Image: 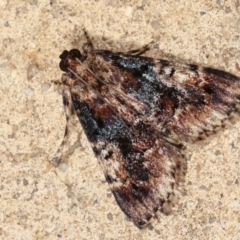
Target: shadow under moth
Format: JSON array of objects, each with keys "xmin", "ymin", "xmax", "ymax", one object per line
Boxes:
[{"xmin": 53, "ymin": 31, "xmax": 240, "ymax": 227}]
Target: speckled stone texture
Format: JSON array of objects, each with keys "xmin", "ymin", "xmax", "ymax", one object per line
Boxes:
[{"xmin": 1, "ymin": 0, "xmax": 240, "ymax": 239}]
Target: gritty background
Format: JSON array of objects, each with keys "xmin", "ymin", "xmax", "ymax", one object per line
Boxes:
[{"xmin": 1, "ymin": 0, "xmax": 240, "ymax": 239}]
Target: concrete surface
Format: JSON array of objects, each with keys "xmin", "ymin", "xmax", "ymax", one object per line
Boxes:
[{"xmin": 1, "ymin": 0, "xmax": 240, "ymax": 239}]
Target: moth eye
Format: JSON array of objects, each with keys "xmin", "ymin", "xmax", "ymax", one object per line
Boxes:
[
  {"xmin": 59, "ymin": 50, "xmax": 69, "ymax": 60},
  {"xmin": 59, "ymin": 60, "xmax": 68, "ymax": 72},
  {"xmin": 69, "ymin": 49, "xmax": 82, "ymax": 59}
]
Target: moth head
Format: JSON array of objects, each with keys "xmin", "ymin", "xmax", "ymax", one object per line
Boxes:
[{"xmin": 59, "ymin": 49, "xmax": 87, "ymax": 72}]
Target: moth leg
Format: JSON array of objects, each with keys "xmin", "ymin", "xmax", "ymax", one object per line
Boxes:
[
  {"xmin": 82, "ymin": 28, "xmax": 94, "ymax": 54},
  {"xmin": 119, "ymin": 41, "xmax": 154, "ymax": 56},
  {"xmin": 52, "ymin": 86, "xmax": 75, "ymax": 166},
  {"xmin": 51, "ymin": 79, "xmax": 62, "ymax": 85}
]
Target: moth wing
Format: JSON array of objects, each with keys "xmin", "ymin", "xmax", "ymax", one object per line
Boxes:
[
  {"xmin": 96, "ymin": 51, "xmax": 240, "ymax": 143},
  {"xmin": 71, "ymin": 90, "xmax": 186, "ymax": 227},
  {"xmin": 109, "ymin": 138, "xmax": 186, "ymax": 227},
  {"xmin": 156, "ymin": 65, "xmax": 240, "ymax": 142},
  {"xmin": 59, "ymin": 47, "xmax": 240, "ymax": 227}
]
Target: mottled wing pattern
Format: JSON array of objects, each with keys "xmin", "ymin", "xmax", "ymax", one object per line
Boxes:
[
  {"xmin": 71, "ymin": 88, "xmax": 186, "ymax": 226},
  {"xmin": 58, "ymin": 42, "xmax": 240, "ymax": 227},
  {"xmin": 96, "ymin": 51, "xmax": 240, "ymax": 143}
]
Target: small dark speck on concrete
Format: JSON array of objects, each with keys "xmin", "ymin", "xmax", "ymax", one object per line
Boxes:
[
  {"xmin": 136, "ymin": 5, "xmax": 144, "ymax": 10},
  {"xmin": 107, "ymin": 212, "xmax": 113, "ymax": 221},
  {"xmin": 13, "ymin": 193, "xmax": 20, "ymax": 199},
  {"xmin": 107, "ymin": 193, "xmax": 112, "ymax": 198},
  {"xmin": 209, "ymin": 216, "xmax": 217, "ymax": 224},
  {"xmin": 4, "ymin": 21, "xmax": 10, "ymax": 27},
  {"xmin": 199, "ymin": 185, "xmax": 208, "ymax": 191},
  {"xmin": 200, "ymin": 12, "xmax": 206, "ymax": 15},
  {"xmin": 225, "ymin": 7, "xmax": 232, "ymax": 13},
  {"xmin": 147, "ymin": 224, "xmax": 154, "ymax": 230},
  {"xmin": 215, "ymin": 150, "xmax": 221, "ymax": 156},
  {"xmin": 23, "ymin": 178, "xmax": 29, "ymax": 186},
  {"xmin": 198, "ymin": 199, "xmax": 204, "ymax": 206},
  {"xmin": 67, "ymin": 191, "xmax": 75, "ymax": 199}
]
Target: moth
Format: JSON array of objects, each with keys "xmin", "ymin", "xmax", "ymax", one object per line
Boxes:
[{"xmin": 54, "ymin": 30, "xmax": 240, "ymax": 227}]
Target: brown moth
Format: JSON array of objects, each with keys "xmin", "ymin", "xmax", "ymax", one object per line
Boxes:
[{"xmin": 54, "ymin": 31, "xmax": 240, "ymax": 227}]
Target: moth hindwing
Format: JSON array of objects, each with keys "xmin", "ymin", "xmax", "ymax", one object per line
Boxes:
[{"xmin": 54, "ymin": 31, "xmax": 240, "ymax": 227}]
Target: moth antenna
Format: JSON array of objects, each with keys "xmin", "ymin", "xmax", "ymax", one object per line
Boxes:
[
  {"xmin": 118, "ymin": 40, "xmax": 154, "ymax": 56},
  {"xmin": 82, "ymin": 28, "xmax": 94, "ymax": 54}
]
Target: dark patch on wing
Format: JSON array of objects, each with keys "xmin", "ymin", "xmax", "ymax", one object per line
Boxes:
[{"xmin": 189, "ymin": 64, "xmax": 198, "ymax": 72}]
